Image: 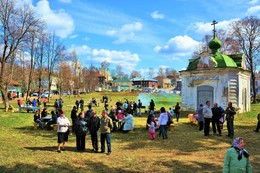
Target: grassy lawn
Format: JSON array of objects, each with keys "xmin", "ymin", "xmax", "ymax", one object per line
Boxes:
[{"xmin": 0, "ymin": 92, "xmax": 259, "ymax": 173}]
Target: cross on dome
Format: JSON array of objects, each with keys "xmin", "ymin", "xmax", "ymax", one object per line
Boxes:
[{"xmin": 211, "ymin": 20, "xmax": 218, "ymax": 38}]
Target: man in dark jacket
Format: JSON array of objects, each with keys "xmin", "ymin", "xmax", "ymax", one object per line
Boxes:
[
  {"xmin": 211, "ymin": 102, "xmax": 222, "ymax": 136},
  {"xmin": 88, "ymin": 110, "xmax": 100, "ymax": 152},
  {"xmin": 138, "ymin": 99, "xmax": 142, "ymax": 117},
  {"xmin": 79, "ymin": 98, "xmax": 84, "ymax": 111},
  {"xmin": 225, "ymin": 102, "xmax": 236, "ymax": 138},
  {"xmin": 71, "ymin": 106, "xmax": 78, "ymax": 133},
  {"xmin": 75, "ymin": 112, "xmax": 87, "ymax": 151},
  {"xmin": 149, "ymin": 99, "xmax": 155, "ymax": 114}
]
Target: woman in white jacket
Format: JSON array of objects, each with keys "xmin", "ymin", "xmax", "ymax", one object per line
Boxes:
[
  {"xmin": 158, "ymin": 107, "xmax": 168, "ymax": 139},
  {"xmin": 57, "ymin": 110, "xmax": 71, "ymax": 152}
]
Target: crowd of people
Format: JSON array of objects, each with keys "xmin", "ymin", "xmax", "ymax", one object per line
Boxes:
[
  {"xmin": 29, "ymin": 95, "xmax": 257, "ymax": 171},
  {"xmin": 198, "ymin": 100, "xmax": 236, "ymax": 138}
]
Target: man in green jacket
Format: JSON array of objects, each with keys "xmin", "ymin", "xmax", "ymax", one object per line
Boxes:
[{"xmin": 100, "ymin": 110, "xmax": 113, "ymax": 155}]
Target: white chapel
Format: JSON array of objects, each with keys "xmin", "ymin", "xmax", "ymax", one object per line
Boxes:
[{"xmin": 180, "ymin": 21, "xmax": 251, "ymax": 113}]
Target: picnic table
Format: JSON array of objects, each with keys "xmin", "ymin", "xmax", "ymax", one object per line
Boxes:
[
  {"xmin": 20, "ymin": 106, "xmax": 40, "ymax": 113},
  {"xmin": 42, "ymin": 116, "xmax": 52, "ymax": 122}
]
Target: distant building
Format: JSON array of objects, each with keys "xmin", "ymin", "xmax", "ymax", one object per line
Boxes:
[
  {"xmin": 131, "ymin": 78, "xmax": 158, "ymax": 88},
  {"xmin": 112, "ymin": 78, "xmax": 132, "ymax": 90},
  {"xmin": 94, "ymin": 73, "xmax": 106, "ymax": 86},
  {"xmin": 154, "ymin": 76, "xmax": 171, "ymax": 88}
]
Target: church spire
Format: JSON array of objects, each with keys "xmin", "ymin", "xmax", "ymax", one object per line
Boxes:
[
  {"xmin": 208, "ymin": 20, "xmax": 222, "ymax": 54},
  {"xmin": 211, "ymin": 20, "xmax": 218, "ymax": 38}
]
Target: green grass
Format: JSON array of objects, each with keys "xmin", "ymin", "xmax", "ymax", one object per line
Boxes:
[{"xmin": 0, "ymin": 92, "xmax": 259, "ymax": 173}]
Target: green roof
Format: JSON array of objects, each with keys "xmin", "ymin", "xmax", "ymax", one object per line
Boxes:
[
  {"xmin": 214, "ymin": 54, "xmax": 238, "ymax": 68},
  {"xmin": 186, "ymin": 53, "xmax": 239, "ymax": 71},
  {"xmin": 229, "ymin": 54, "xmax": 244, "ymax": 67},
  {"xmin": 209, "ymin": 37, "xmax": 222, "ymax": 54},
  {"xmin": 113, "ymin": 78, "xmax": 131, "ymax": 83}
]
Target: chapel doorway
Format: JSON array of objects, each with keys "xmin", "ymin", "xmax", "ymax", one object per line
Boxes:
[{"xmin": 197, "ymin": 86, "xmax": 214, "ymax": 107}]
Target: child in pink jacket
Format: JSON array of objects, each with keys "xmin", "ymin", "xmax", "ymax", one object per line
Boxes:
[{"xmin": 149, "ymin": 122, "xmax": 156, "ymax": 140}]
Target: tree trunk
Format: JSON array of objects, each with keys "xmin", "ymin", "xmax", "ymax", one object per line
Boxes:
[
  {"xmin": 48, "ymin": 73, "xmax": 52, "ymax": 102},
  {"xmin": 26, "ymin": 34, "xmax": 36, "ymax": 101},
  {"xmin": 0, "ymin": 62, "xmax": 9, "ymax": 109},
  {"xmin": 252, "ymin": 73, "xmax": 256, "ymax": 103}
]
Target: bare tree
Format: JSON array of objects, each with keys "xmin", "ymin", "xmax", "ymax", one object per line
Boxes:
[
  {"xmin": 101, "ymin": 60, "xmax": 110, "ymax": 72},
  {"xmin": 147, "ymin": 67, "xmax": 154, "ymax": 79},
  {"xmin": 83, "ymin": 65, "xmax": 99, "ymax": 92},
  {"xmin": 130, "ymin": 70, "xmax": 140, "ymax": 79},
  {"xmin": 116, "ymin": 64, "xmax": 124, "ymax": 79},
  {"xmin": 0, "ymin": 0, "xmax": 41, "ymax": 108},
  {"xmin": 25, "ymin": 28, "xmax": 45, "ymax": 101},
  {"xmin": 157, "ymin": 67, "xmax": 165, "ymax": 88},
  {"xmin": 34, "ymin": 30, "xmax": 48, "ymax": 98},
  {"xmin": 46, "ymin": 33, "xmax": 65, "ymax": 101},
  {"xmin": 59, "ymin": 61, "xmax": 74, "ymax": 95},
  {"xmin": 192, "ymin": 30, "xmax": 239, "ymax": 58},
  {"xmin": 231, "ymin": 16, "xmax": 260, "ymax": 103}
]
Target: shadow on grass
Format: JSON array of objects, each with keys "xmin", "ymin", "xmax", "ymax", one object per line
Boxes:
[
  {"xmin": 0, "ymin": 160, "xmax": 141, "ymax": 173},
  {"xmin": 14, "ymin": 126, "xmax": 58, "ymax": 138},
  {"xmin": 162, "ymin": 160, "xmax": 223, "ymax": 173},
  {"xmin": 24, "ymin": 146, "xmax": 93, "ymax": 153}
]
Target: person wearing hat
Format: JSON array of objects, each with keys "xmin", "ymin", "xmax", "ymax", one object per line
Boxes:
[{"xmin": 223, "ymin": 137, "xmax": 252, "ymax": 172}]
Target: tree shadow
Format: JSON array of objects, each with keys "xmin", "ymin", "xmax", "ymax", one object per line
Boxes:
[
  {"xmin": 14, "ymin": 126, "xmax": 58, "ymax": 139},
  {"xmin": 162, "ymin": 159, "xmax": 223, "ymax": 173},
  {"xmin": 0, "ymin": 160, "xmax": 142, "ymax": 173},
  {"xmin": 24, "ymin": 146, "xmax": 93, "ymax": 153}
]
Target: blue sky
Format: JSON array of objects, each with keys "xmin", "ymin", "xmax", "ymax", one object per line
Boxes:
[{"xmin": 23, "ymin": 0, "xmax": 260, "ymax": 76}]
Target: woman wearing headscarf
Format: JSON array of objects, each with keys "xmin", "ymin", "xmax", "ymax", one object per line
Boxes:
[{"xmin": 223, "ymin": 137, "xmax": 252, "ymax": 173}]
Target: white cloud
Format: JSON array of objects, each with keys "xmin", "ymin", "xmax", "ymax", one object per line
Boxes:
[
  {"xmin": 91, "ymin": 49, "xmax": 140, "ymax": 71},
  {"xmin": 58, "ymin": 0, "xmax": 71, "ymax": 3},
  {"xmin": 151, "ymin": 11, "xmax": 165, "ymax": 20},
  {"xmin": 68, "ymin": 45, "xmax": 91, "ymax": 56},
  {"xmin": 35, "ymin": 0, "xmax": 74, "ymax": 38},
  {"xmin": 246, "ymin": 6, "xmax": 260, "ymax": 15},
  {"xmin": 69, "ymin": 34, "xmax": 78, "ymax": 39},
  {"xmin": 106, "ymin": 22, "xmax": 143, "ymax": 44},
  {"xmin": 154, "ymin": 35, "xmax": 201, "ymax": 57},
  {"xmin": 191, "ymin": 19, "xmax": 238, "ymax": 35},
  {"xmin": 83, "ymin": 37, "xmax": 90, "ymax": 41},
  {"xmin": 249, "ymin": 0, "xmax": 259, "ymax": 4}
]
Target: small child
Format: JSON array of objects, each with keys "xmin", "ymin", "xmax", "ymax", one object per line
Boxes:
[
  {"xmin": 149, "ymin": 122, "xmax": 156, "ymax": 140},
  {"xmin": 117, "ymin": 110, "xmax": 124, "ymax": 130}
]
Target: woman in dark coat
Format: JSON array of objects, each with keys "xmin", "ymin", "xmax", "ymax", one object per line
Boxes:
[{"xmin": 75, "ymin": 112, "xmax": 88, "ymax": 151}]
